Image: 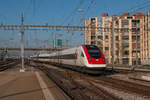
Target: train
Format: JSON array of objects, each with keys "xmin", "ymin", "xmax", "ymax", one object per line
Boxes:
[{"xmin": 31, "ymin": 45, "xmax": 106, "ymax": 73}]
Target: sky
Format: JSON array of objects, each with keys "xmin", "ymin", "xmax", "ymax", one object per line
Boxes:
[{"xmin": 0, "ymin": 0, "xmax": 150, "ymax": 47}]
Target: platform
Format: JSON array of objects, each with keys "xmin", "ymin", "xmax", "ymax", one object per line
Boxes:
[{"xmin": 0, "ymin": 69, "xmax": 70, "ymax": 100}]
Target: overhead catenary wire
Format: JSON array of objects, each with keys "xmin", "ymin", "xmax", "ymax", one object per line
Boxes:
[
  {"xmin": 60, "ymin": 0, "xmax": 85, "ymax": 25},
  {"xmin": 117, "ymin": 0, "xmax": 150, "ymax": 15},
  {"xmin": 59, "ymin": 0, "xmax": 86, "ymax": 46}
]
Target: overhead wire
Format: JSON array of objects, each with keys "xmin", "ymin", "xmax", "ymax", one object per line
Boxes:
[
  {"xmin": 80, "ymin": 0, "xmax": 96, "ymax": 24},
  {"xmin": 60, "ymin": 0, "xmax": 86, "ymax": 46},
  {"xmin": 129, "ymin": 3, "xmax": 150, "ymax": 14},
  {"xmin": 117, "ymin": 0, "xmax": 150, "ymax": 15},
  {"xmin": 60, "ymin": 0, "xmax": 85, "ymax": 25}
]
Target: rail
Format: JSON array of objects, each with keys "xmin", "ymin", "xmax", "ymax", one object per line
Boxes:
[
  {"xmin": 88, "ymin": 76, "xmax": 150, "ymax": 98},
  {"xmin": 0, "ymin": 60, "xmax": 19, "ymax": 71},
  {"xmin": 29, "ymin": 61, "xmax": 122, "ymax": 100}
]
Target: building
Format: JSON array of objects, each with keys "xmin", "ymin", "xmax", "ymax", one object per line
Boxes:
[
  {"xmin": 85, "ymin": 17, "xmax": 99, "ymax": 46},
  {"xmin": 140, "ymin": 12, "xmax": 150, "ymax": 65},
  {"xmin": 85, "ymin": 12, "xmax": 143, "ymax": 65}
]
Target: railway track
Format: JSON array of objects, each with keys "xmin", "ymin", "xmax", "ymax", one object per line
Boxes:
[
  {"xmin": 68, "ymin": 70, "xmax": 150, "ymax": 98},
  {"xmin": 0, "ymin": 59, "xmax": 20, "ymax": 71},
  {"xmin": 0, "ymin": 60, "xmax": 13, "ymax": 66},
  {"xmin": 107, "ymin": 67, "xmax": 150, "ymax": 73},
  {"xmin": 29, "ymin": 61, "xmax": 150, "ymax": 100},
  {"xmin": 29, "ymin": 61, "xmax": 122, "ymax": 100},
  {"xmin": 83, "ymin": 75, "xmax": 150, "ymax": 98}
]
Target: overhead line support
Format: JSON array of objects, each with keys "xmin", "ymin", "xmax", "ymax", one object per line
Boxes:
[{"xmin": 20, "ymin": 12, "xmax": 25, "ymax": 72}]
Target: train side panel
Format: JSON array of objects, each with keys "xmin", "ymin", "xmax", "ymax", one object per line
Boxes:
[{"xmin": 33, "ymin": 45, "xmax": 106, "ymax": 72}]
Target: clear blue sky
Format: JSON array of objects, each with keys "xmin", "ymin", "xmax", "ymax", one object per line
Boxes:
[{"xmin": 0, "ymin": 0, "xmax": 149, "ymax": 47}]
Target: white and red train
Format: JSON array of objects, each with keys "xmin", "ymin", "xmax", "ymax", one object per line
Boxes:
[{"xmin": 32, "ymin": 45, "xmax": 106, "ymax": 73}]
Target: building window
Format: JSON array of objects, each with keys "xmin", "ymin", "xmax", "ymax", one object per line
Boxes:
[
  {"xmin": 123, "ymin": 43, "xmax": 129, "ymax": 47},
  {"xmin": 105, "ymin": 35, "xmax": 108, "ymax": 39},
  {"xmin": 97, "ymin": 41, "xmax": 101, "ymax": 45},
  {"xmin": 116, "ymin": 51, "xmax": 119, "ymax": 55},
  {"xmin": 122, "ymin": 36, "xmax": 129, "ymax": 40},
  {"xmin": 97, "ymin": 35, "xmax": 102, "ymax": 39},
  {"xmin": 132, "ymin": 43, "xmax": 140, "ymax": 49},
  {"xmin": 132, "ymin": 36, "xmax": 140, "ymax": 41},
  {"xmin": 91, "ymin": 30, "xmax": 96, "ymax": 34},
  {"xmin": 91, "ymin": 41, "xmax": 96, "ymax": 45},
  {"xmin": 122, "ymin": 58, "xmax": 129, "ymax": 64},
  {"xmin": 132, "ymin": 28, "xmax": 140, "ymax": 32},
  {"xmin": 122, "ymin": 20, "xmax": 129, "ymax": 26},
  {"xmin": 124, "ymin": 51, "xmax": 129, "ymax": 55},
  {"xmin": 132, "ymin": 51, "xmax": 140, "ymax": 57},
  {"xmin": 115, "ymin": 20, "xmax": 119, "ymax": 25},
  {"xmin": 132, "ymin": 20, "xmax": 140, "ymax": 27},
  {"xmin": 91, "ymin": 36, "xmax": 96, "ymax": 40},
  {"xmin": 121, "ymin": 28, "xmax": 129, "ymax": 33},
  {"xmin": 127, "ymin": 16, "xmax": 132, "ymax": 19},
  {"xmin": 91, "ymin": 18, "xmax": 96, "ymax": 23},
  {"xmin": 105, "ymin": 47, "xmax": 109, "ymax": 50},
  {"xmin": 116, "ymin": 43, "xmax": 119, "ymax": 47},
  {"xmin": 115, "ymin": 36, "xmax": 119, "ymax": 41},
  {"xmin": 114, "ymin": 29, "xmax": 119, "ymax": 33}
]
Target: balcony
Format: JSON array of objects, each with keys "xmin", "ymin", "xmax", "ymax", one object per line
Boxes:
[
  {"xmin": 91, "ymin": 36, "xmax": 96, "ymax": 39},
  {"xmin": 121, "ymin": 20, "xmax": 129, "ymax": 27},
  {"xmin": 132, "ymin": 20, "xmax": 140, "ymax": 28},
  {"xmin": 132, "ymin": 43, "xmax": 140, "ymax": 49},
  {"xmin": 91, "ymin": 41, "xmax": 96, "ymax": 45}
]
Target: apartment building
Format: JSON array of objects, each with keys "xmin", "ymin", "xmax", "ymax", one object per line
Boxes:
[
  {"xmin": 85, "ymin": 12, "xmax": 143, "ymax": 65},
  {"xmin": 84, "ymin": 15, "xmax": 110, "ymax": 62},
  {"xmin": 85, "ymin": 17, "xmax": 99, "ymax": 45},
  {"xmin": 140, "ymin": 12, "xmax": 150, "ymax": 65}
]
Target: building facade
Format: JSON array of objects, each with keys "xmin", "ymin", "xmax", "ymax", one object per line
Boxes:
[
  {"xmin": 140, "ymin": 12, "xmax": 150, "ymax": 65},
  {"xmin": 85, "ymin": 12, "xmax": 143, "ymax": 65},
  {"xmin": 85, "ymin": 17, "xmax": 99, "ymax": 46}
]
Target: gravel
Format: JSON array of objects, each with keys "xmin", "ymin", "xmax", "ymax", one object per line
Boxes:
[{"xmin": 93, "ymin": 82, "xmax": 150, "ymax": 100}]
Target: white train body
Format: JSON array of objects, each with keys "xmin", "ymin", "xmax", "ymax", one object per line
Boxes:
[{"xmin": 34, "ymin": 45, "xmax": 106, "ymax": 71}]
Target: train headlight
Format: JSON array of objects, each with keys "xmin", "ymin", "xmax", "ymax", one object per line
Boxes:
[
  {"xmin": 89, "ymin": 58, "xmax": 92, "ymax": 62},
  {"xmin": 102, "ymin": 58, "xmax": 105, "ymax": 62}
]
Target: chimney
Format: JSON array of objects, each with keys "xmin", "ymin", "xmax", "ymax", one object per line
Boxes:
[
  {"xmin": 102, "ymin": 13, "xmax": 108, "ymax": 17},
  {"xmin": 133, "ymin": 12, "xmax": 143, "ymax": 19},
  {"xmin": 123, "ymin": 12, "xmax": 130, "ymax": 16}
]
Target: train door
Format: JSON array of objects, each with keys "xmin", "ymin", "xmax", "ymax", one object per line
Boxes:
[
  {"xmin": 78, "ymin": 47, "xmax": 85, "ymax": 66},
  {"xmin": 80, "ymin": 50, "xmax": 85, "ymax": 66},
  {"xmin": 74, "ymin": 49, "xmax": 78, "ymax": 65}
]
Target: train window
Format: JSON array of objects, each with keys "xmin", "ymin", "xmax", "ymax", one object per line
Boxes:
[
  {"xmin": 85, "ymin": 45, "xmax": 101, "ymax": 59},
  {"xmin": 81, "ymin": 52, "xmax": 84, "ymax": 57}
]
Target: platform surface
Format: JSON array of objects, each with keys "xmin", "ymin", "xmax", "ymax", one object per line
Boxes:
[{"xmin": 0, "ymin": 68, "xmax": 70, "ymax": 100}]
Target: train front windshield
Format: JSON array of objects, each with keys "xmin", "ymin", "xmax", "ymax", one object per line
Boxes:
[{"xmin": 85, "ymin": 45, "xmax": 101, "ymax": 59}]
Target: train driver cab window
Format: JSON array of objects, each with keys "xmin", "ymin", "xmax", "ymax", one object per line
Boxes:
[
  {"xmin": 81, "ymin": 52, "xmax": 84, "ymax": 57},
  {"xmin": 85, "ymin": 45, "xmax": 101, "ymax": 59}
]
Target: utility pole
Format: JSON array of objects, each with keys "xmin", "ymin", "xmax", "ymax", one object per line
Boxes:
[
  {"xmin": 20, "ymin": 12, "xmax": 25, "ymax": 72},
  {"xmin": 111, "ymin": 16, "xmax": 114, "ymax": 70},
  {"xmin": 135, "ymin": 27, "xmax": 138, "ymax": 68}
]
